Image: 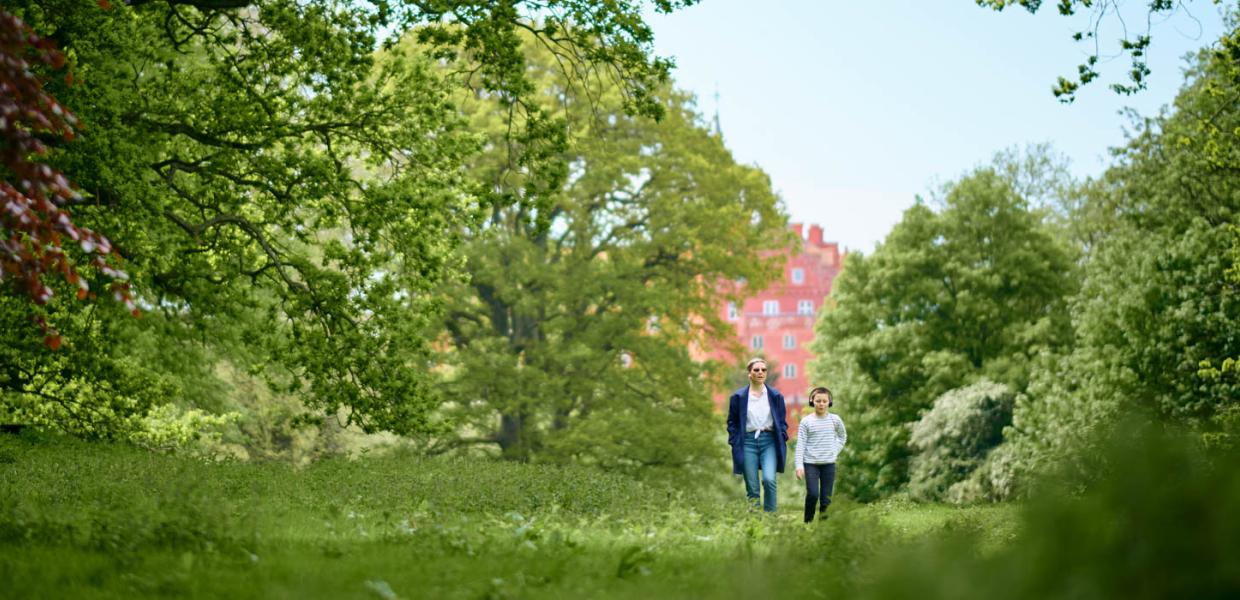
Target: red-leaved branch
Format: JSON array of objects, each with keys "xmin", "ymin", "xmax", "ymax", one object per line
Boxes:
[{"xmin": 1, "ymin": 10, "xmax": 135, "ymax": 348}]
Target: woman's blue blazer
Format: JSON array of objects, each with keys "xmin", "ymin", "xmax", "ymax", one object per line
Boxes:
[{"xmin": 726, "ymin": 384, "xmax": 789, "ymax": 475}]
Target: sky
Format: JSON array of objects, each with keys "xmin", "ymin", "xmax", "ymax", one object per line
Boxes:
[{"xmin": 646, "ymin": 0, "xmax": 1230, "ymax": 253}]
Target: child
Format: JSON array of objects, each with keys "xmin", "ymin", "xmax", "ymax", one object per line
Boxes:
[{"xmin": 795, "ymin": 386, "xmax": 847, "ymax": 523}]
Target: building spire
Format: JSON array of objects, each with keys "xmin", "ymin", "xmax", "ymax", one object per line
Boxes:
[{"xmin": 712, "ymin": 84, "xmax": 722, "ymax": 137}]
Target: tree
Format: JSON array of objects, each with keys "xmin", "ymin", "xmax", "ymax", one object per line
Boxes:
[
  {"xmin": 1, "ymin": 0, "xmax": 697, "ymax": 438},
  {"xmin": 427, "ymin": 40, "xmax": 789, "ymax": 470},
  {"xmin": 0, "ymin": 11, "xmax": 132, "ymax": 346},
  {"xmin": 1198, "ymin": 225, "xmax": 1240, "ymax": 395},
  {"xmin": 974, "ymin": 0, "xmax": 1236, "ymax": 101},
  {"xmin": 808, "ymin": 167, "xmax": 1076, "ymax": 500},
  {"xmin": 993, "ymin": 29, "xmax": 1240, "ymax": 489}
]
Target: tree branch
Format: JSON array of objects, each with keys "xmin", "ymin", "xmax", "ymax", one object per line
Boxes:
[{"xmin": 128, "ymin": 0, "xmax": 254, "ymax": 8}]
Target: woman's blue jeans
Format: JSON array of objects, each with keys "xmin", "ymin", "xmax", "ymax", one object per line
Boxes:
[{"xmin": 742, "ymin": 430, "xmax": 778, "ymax": 512}]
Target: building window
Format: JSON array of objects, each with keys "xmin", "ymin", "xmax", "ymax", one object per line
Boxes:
[
  {"xmin": 784, "ymin": 363, "xmax": 797, "ymax": 379},
  {"xmin": 791, "ymin": 268, "xmax": 804, "ymax": 284},
  {"xmin": 783, "ymin": 334, "xmax": 795, "ymax": 349},
  {"xmin": 797, "ymin": 300, "xmax": 814, "ymax": 315},
  {"xmin": 762, "ymin": 300, "xmax": 779, "ymax": 315},
  {"xmin": 727, "ymin": 302, "xmax": 738, "ymax": 320},
  {"xmin": 751, "ymin": 336, "xmax": 763, "ymax": 350}
]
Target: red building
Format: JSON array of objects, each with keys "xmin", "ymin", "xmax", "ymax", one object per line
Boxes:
[{"xmin": 709, "ymin": 223, "xmax": 843, "ymax": 423}]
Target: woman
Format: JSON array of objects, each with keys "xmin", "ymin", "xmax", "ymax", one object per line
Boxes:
[{"xmin": 726, "ymin": 357, "xmax": 789, "ymax": 512}]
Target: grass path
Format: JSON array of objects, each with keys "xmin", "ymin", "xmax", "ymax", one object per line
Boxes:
[{"xmin": 0, "ymin": 434, "xmax": 1019, "ymax": 599}]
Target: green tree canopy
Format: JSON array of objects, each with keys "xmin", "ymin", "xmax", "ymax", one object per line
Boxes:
[
  {"xmin": 0, "ymin": 0, "xmax": 695, "ymax": 439},
  {"xmin": 426, "ymin": 39, "xmax": 789, "ymax": 471},
  {"xmin": 994, "ymin": 27, "xmax": 1240, "ymax": 489},
  {"xmin": 809, "ymin": 165, "xmax": 1076, "ymax": 500}
]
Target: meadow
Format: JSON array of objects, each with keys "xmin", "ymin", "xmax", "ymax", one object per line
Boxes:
[
  {"xmin": 5, "ymin": 425, "xmax": 1234, "ymax": 600},
  {"xmin": 0, "ymin": 431, "xmax": 1020, "ymax": 600}
]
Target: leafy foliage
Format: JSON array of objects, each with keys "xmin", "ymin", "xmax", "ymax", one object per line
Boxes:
[
  {"xmin": 809, "ymin": 166, "xmax": 1076, "ymax": 500},
  {"xmin": 1, "ymin": 0, "xmax": 695, "ymax": 440},
  {"xmin": 907, "ymin": 381, "xmax": 1014, "ymax": 503},
  {"xmin": 1198, "ymin": 224, "xmax": 1240, "ymax": 401},
  {"xmin": 974, "ymin": 0, "xmax": 1234, "ymax": 101},
  {"xmin": 0, "ymin": 10, "xmax": 132, "ymax": 346},
  {"xmin": 426, "ymin": 39, "xmax": 788, "ymax": 470},
  {"xmin": 993, "ymin": 26, "xmax": 1240, "ymax": 491},
  {"xmin": 3, "ymin": 0, "xmax": 472, "ymax": 437},
  {"xmin": 863, "ymin": 422, "xmax": 1240, "ymax": 600}
]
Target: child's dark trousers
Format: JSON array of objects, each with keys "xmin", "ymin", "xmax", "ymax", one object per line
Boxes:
[{"xmin": 803, "ymin": 463, "xmax": 836, "ymax": 522}]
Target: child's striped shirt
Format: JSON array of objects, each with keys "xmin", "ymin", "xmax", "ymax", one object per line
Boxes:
[{"xmin": 795, "ymin": 413, "xmax": 847, "ymax": 468}]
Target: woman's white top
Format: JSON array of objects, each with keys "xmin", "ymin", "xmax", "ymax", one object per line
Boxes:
[
  {"xmin": 746, "ymin": 385, "xmax": 773, "ymax": 437},
  {"xmin": 795, "ymin": 412, "xmax": 847, "ymax": 467}
]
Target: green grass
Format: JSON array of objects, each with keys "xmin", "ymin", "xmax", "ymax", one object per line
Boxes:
[
  {"xmin": 5, "ymin": 427, "xmax": 1237, "ymax": 599},
  {"xmin": 0, "ymin": 432, "xmax": 1017, "ymax": 599},
  {"xmin": 866, "ymin": 496, "xmax": 1020, "ymax": 552}
]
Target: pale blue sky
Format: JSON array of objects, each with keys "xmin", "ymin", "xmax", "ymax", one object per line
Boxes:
[{"xmin": 647, "ymin": 0, "xmax": 1229, "ymax": 252}]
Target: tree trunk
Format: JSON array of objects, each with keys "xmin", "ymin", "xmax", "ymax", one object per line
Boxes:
[{"xmin": 497, "ymin": 411, "xmax": 529, "ymax": 460}]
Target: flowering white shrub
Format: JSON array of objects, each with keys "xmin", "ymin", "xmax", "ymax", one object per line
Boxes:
[{"xmin": 908, "ymin": 381, "xmax": 1014, "ymax": 502}]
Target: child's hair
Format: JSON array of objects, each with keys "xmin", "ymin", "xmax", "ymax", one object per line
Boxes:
[{"xmin": 809, "ymin": 386, "xmax": 833, "ymax": 407}]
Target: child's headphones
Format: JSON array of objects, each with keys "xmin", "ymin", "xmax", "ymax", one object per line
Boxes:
[{"xmin": 809, "ymin": 386, "xmax": 833, "ymax": 407}]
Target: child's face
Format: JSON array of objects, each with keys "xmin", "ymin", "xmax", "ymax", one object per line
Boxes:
[{"xmin": 811, "ymin": 393, "xmax": 830, "ymax": 414}]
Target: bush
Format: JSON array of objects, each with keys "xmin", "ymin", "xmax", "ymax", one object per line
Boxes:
[
  {"xmin": 907, "ymin": 381, "xmax": 1014, "ymax": 502},
  {"xmin": 862, "ymin": 420, "xmax": 1240, "ymax": 600}
]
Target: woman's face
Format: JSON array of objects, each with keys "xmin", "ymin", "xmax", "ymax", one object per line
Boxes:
[
  {"xmin": 811, "ymin": 393, "xmax": 830, "ymax": 414},
  {"xmin": 748, "ymin": 362, "xmax": 767, "ymax": 386}
]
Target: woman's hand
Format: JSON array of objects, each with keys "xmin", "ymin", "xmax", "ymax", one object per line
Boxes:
[{"xmin": 795, "ymin": 468, "xmax": 804, "ymax": 480}]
